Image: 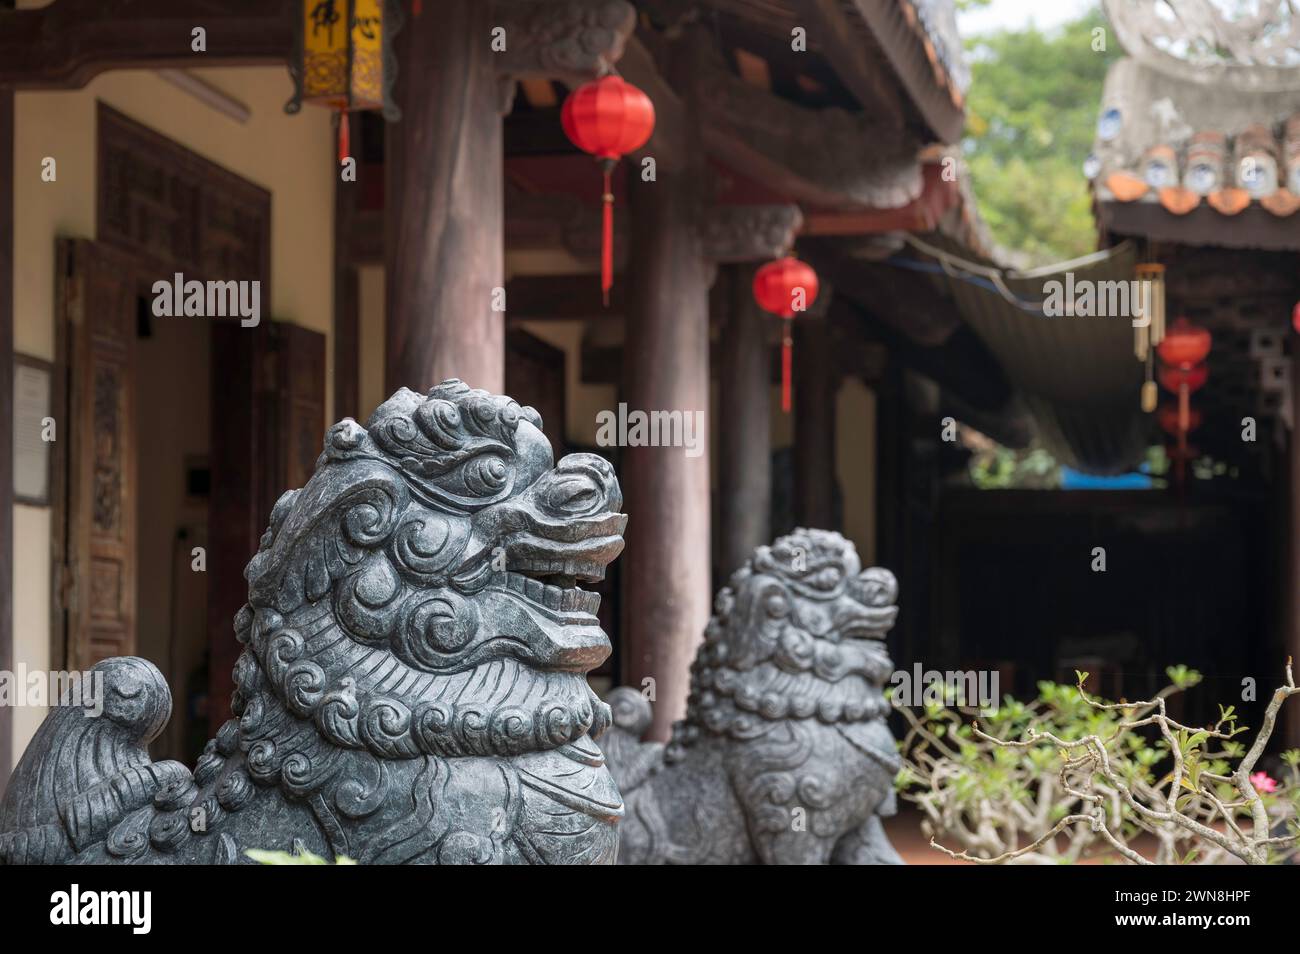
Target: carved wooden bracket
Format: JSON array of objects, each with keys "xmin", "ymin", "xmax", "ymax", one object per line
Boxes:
[
  {"xmin": 492, "ymin": 0, "xmax": 637, "ymax": 83},
  {"xmin": 699, "ymin": 204, "xmax": 805, "ymax": 263}
]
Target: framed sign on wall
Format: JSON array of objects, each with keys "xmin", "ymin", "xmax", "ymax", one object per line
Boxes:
[{"xmin": 13, "ymin": 353, "xmax": 53, "ymax": 507}]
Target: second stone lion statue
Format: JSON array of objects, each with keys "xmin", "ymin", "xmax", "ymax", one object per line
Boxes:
[{"xmin": 600, "ymin": 528, "xmax": 905, "ymax": 864}]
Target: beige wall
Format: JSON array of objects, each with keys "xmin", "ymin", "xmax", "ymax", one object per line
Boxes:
[{"xmin": 10, "ymin": 66, "xmax": 334, "ymax": 765}]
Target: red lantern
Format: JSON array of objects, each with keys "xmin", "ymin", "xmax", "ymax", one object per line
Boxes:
[
  {"xmin": 753, "ymin": 257, "xmax": 819, "ymax": 412},
  {"xmin": 1157, "ymin": 317, "xmax": 1211, "ymax": 368},
  {"xmin": 1157, "ymin": 404, "xmax": 1201, "ymax": 435},
  {"xmin": 561, "ymin": 75, "xmax": 656, "ymax": 305},
  {"xmin": 1156, "ymin": 319, "xmax": 1211, "ymax": 491},
  {"xmin": 1292, "ymin": 301, "xmax": 1300, "ymax": 334},
  {"xmin": 1158, "ymin": 364, "xmax": 1208, "ymax": 393}
]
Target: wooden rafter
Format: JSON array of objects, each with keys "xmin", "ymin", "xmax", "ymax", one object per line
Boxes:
[
  {"xmin": 683, "ymin": 25, "xmax": 923, "ymax": 209},
  {"xmin": 789, "ymin": 0, "xmax": 909, "ymax": 128}
]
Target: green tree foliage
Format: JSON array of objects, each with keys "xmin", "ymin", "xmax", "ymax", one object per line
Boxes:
[{"xmin": 963, "ymin": 5, "xmax": 1120, "ymax": 263}]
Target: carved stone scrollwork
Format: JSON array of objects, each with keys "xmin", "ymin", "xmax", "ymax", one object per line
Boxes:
[
  {"xmin": 492, "ymin": 0, "xmax": 637, "ymax": 82},
  {"xmin": 0, "ymin": 382, "xmax": 630, "ymax": 865}
]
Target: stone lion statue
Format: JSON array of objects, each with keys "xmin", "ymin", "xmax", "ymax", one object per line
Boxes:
[
  {"xmin": 600, "ymin": 529, "xmax": 904, "ymax": 864},
  {"xmin": 0, "ymin": 381, "xmax": 627, "ymax": 865}
]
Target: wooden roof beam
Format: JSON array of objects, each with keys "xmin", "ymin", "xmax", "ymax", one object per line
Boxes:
[
  {"xmin": 0, "ymin": 0, "xmax": 294, "ymax": 90},
  {"xmin": 505, "ymin": 274, "xmax": 624, "ymax": 320},
  {"xmin": 502, "ymin": 188, "xmax": 803, "ymax": 265}
]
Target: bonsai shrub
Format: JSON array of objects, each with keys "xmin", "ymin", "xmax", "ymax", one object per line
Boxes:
[{"xmin": 894, "ymin": 662, "xmax": 1300, "ymax": 864}]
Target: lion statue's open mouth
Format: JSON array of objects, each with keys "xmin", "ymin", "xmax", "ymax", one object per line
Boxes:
[{"xmin": 0, "ymin": 380, "xmax": 628, "ymax": 865}]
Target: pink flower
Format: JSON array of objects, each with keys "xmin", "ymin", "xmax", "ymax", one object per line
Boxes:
[{"xmin": 1250, "ymin": 772, "xmax": 1278, "ymax": 794}]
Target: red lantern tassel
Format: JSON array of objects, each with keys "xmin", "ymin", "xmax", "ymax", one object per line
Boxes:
[
  {"xmin": 601, "ymin": 161, "xmax": 615, "ymax": 307},
  {"xmin": 781, "ymin": 319, "xmax": 793, "ymax": 413},
  {"xmin": 337, "ymin": 109, "xmax": 350, "ymax": 164}
]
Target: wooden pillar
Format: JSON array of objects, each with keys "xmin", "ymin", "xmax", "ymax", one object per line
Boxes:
[
  {"xmin": 384, "ymin": 0, "xmax": 503, "ymax": 395},
  {"xmin": 0, "ymin": 87, "xmax": 12, "ymax": 791},
  {"xmin": 717, "ymin": 263, "xmax": 770, "ymax": 578},
  {"xmin": 620, "ymin": 166, "xmax": 712, "ymax": 741},
  {"xmin": 793, "ymin": 316, "xmax": 839, "ymax": 529}
]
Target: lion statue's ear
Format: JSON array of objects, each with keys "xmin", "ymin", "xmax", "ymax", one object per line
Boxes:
[{"xmin": 245, "ymin": 457, "xmax": 410, "ymax": 616}]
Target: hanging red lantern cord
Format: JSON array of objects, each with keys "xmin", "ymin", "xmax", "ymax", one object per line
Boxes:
[
  {"xmin": 753, "ymin": 256, "xmax": 820, "ymax": 412},
  {"xmin": 1157, "ymin": 317, "xmax": 1212, "ymax": 487},
  {"xmin": 561, "ymin": 74, "xmax": 656, "ymax": 305},
  {"xmin": 336, "ymin": 108, "xmax": 350, "ymax": 165}
]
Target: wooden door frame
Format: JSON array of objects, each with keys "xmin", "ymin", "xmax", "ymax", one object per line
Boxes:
[
  {"xmin": 51, "ymin": 238, "xmax": 142, "ymax": 674},
  {"xmin": 49, "ymin": 102, "xmax": 272, "ymax": 691}
]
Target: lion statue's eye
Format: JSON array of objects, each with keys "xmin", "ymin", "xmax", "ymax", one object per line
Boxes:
[
  {"xmin": 813, "ymin": 566, "xmax": 843, "ymax": 589},
  {"xmin": 458, "ymin": 454, "xmax": 509, "ymax": 496}
]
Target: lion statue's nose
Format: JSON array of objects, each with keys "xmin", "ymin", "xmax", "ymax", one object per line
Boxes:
[{"xmin": 538, "ymin": 453, "xmax": 623, "ymax": 517}]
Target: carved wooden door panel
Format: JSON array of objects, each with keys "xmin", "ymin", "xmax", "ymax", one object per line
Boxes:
[{"xmin": 55, "ymin": 238, "xmax": 139, "ymax": 672}]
